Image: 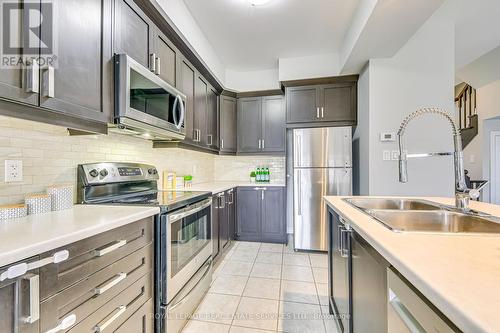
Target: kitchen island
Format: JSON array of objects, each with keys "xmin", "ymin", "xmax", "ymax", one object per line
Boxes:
[{"xmin": 325, "ymin": 196, "xmax": 500, "ymax": 333}]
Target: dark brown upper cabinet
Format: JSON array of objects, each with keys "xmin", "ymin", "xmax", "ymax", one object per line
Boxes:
[
  {"xmin": 286, "ymin": 80, "xmax": 357, "ymax": 127},
  {"xmin": 178, "ymin": 56, "xmax": 196, "ymax": 143},
  {"xmin": 152, "ymin": 28, "xmax": 178, "ymax": 87},
  {"xmin": 237, "ymin": 95, "xmax": 285, "ymax": 155},
  {"xmin": 207, "ymin": 86, "xmax": 219, "ymax": 150},
  {"xmin": 194, "ymin": 74, "xmax": 208, "ymax": 147},
  {"xmin": 219, "ymin": 96, "xmax": 237, "ymax": 154}
]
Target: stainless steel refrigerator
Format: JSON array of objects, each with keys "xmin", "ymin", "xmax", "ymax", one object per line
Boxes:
[{"xmin": 292, "ymin": 127, "xmax": 352, "ymax": 251}]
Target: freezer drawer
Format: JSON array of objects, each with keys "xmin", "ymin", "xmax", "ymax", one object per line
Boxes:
[
  {"xmin": 293, "ymin": 127, "xmax": 352, "ymax": 168},
  {"xmin": 294, "ymin": 167, "xmax": 352, "ymax": 251}
]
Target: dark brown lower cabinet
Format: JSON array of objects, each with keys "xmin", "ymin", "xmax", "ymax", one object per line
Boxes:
[
  {"xmin": 236, "ymin": 187, "xmax": 286, "ymax": 243},
  {"xmin": 212, "ymin": 189, "xmax": 237, "ymax": 262}
]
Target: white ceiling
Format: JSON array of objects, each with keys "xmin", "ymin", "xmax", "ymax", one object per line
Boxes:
[{"xmin": 182, "ymin": 0, "xmax": 360, "ymax": 71}]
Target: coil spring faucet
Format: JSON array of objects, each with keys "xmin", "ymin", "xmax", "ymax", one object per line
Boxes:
[{"xmin": 397, "ymin": 107, "xmax": 486, "ymax": 211}]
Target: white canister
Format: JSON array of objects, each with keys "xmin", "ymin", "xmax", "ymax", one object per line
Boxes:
[
  {"xmin": 25, "ymin": 193, "xmax": 52, "ymax": 215},
  {"xmin": 0, "ymin": 204, "xmax": 27, "ymax": 220},
  {"xmin": 47, "ymin": 184, "xmax": 74, "ymax": 211}
]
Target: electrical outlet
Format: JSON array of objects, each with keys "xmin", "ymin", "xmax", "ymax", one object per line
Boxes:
[
  {"xmin": 391, "ymin": 151, "xmax": 400, "ymax": 160},
  {"xmin": 5, "ymin": 160, "xmax": 23, "ymax": 182}
]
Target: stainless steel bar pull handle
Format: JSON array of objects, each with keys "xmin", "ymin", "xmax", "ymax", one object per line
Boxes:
[
  {"xmin": 0, "ymin": 250, "xmax": 69, "ymax": 281},
  {"xmin": 46, "ymin": 314, "xmax": 77, "ymax": 333},
  {"xmin": 25, "ymin": 61, "xmax": 39, "ymax": 93},
  {"xmin": 262, "ymin": 139, "xmax": 265, "ymax": 149},
  {"xmin": 94, "ymin": 273, "xmax": 127, "ymax": 295},
  {"xmin": 93, "ymin": 240, "xmax": 127, "ymax": 257},
  {"xmin": 43, "ymin": 66, "xmax": 55, "ymax": 98},
  {"xmin": 208, "ymin": 134, "xmax": 213, "ymax": 146},
  {"xmin": 94, "ymin": 305, "xmax": 126, "ymax": 332},
  {"xmin": 149, "ymin": 53, "xmax": 156, "ymax": 72},
  {"xmin": 389, "ymin": 296, "xmax": 426, "ymax": 333},
  {"xmin": 22, "ymin": 274, "xmax": 39, "ymax": 324},
  {"xmin": 316, "ymin": 107, "xmax": 320, "ymax": 118},
  {"xmin": 221, "ymin": 138, "xmax": 224, "ymax": 149},
  {"xmin": 258, "ymin": 139, "xmax": 261, "ymax": 149},
  {"xmin": 155, "ymin": 56, "xmax": 161, "ymax": 75},
  {"xmin": 321, "ymin": 107, "xmax": 324, "ymax": 118}
]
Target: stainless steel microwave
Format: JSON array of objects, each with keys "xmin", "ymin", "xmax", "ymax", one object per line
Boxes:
[{"xmin": 114, "ymin": 54, "xmax": 186, "ymax": 141}]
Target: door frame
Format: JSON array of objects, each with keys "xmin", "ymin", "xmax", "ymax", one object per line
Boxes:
[{"xmin": 490, "ymin": 131, "xmax": 500, "ymax": 204}]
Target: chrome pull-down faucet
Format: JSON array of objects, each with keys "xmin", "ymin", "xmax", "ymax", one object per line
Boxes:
[{"xmin": 397, "ymin": 107, "xmax": 486, "ymax": 211}]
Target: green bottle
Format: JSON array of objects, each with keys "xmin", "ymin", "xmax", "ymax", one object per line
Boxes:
[
  {"xmin": 256, "ymin": 167, "xmax": 261, "ymax": 182},
  {"xmin": 266, "ymin": 167, "xmax": 270, "ymax": 182}
]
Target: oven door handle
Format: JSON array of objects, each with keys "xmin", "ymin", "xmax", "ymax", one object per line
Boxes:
[
  {"xmin": 169, "ymin": 259, "xmax": 212, "ymax": 311},
  {"xmin": 168, "ymin": 199, "xmax": 212, "ymax": 224}
]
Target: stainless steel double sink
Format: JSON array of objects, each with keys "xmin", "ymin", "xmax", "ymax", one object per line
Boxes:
[{"xmin": 344, "ymin": 198, "xmax": 500, "ymax": 234}]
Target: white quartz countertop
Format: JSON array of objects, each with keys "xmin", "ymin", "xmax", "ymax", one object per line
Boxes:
[
  {"xmin": 172, "ymin": 181, "xmax": 286, "ymax": 194},
  {"xmin": 324, "ymin": 196, "xmax": 500, "ymax": 333},
  {"xmin": 0, "ymin": 205, "xmax": 159, "ymax": 268}
]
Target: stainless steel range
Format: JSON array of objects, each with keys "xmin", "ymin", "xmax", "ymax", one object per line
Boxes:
[{"xmin": 77, "ymin": 162, "xmax": 213, "ymax": 333}]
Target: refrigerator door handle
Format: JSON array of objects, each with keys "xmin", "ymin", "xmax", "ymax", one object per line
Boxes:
[{"xmin": 297, "ymin": 172, "xmax": 302, "ymax": 215}]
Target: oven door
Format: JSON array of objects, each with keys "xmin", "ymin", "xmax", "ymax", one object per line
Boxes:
[
  {"xmin": 115, "ymin": 54, "xmax": 186, "ymax": 140},
  {"xmin": 164, "ymin": 198, "xmax": 212, "ymax": 303}
]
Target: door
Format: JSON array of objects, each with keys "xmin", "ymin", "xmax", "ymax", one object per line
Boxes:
[
  {"xmin": 194, "ymin": 74, "xmax": 208, "ymax": 146},
  {"xmin": 114, "ymin": 0, "xmax": 154, "ymax": 69},
  {"xmin": 219, "ymin": 192, "xmax": 230, "ymax": 249},
  {"xmin": 211, "ymin": 194, "xmax": 220, "ymax": 259},
  {"xmin": 293, "ymin": 127, "xmax": 352, "ymax": 168},
  {"xmin": 0, "ymin": 258, "xmax": 40, "ymax": 333},
  {"xmin": 237, "ymin": 97, "xmax": 262, "ymax": 153},
  {"xmin": 294, "ymin": 168, "xmax": 352, "ymax": 251},
  {"xmin": 491, "ymin": 131, "xmax": 500, "ymax": 204},
  {"xmin": 328, "ymin": 210, "xmax": 351, "ymax": 333},
  {"xmin": 321, "ymin": 84, "xmax": 356, "ymax": 122},
  {"xmin": 153, "ymin": 29, "xmax": 177, "ymax": 86},
  {"xmin": 236, "ymin": 187, "xmax": 261, "ymax": 241},
  {"xmin": 179, "ymin": 58, "xmax": 195, "ymax": 142},
  {"xmin": 262, "ymin": 187, "xmax": 286, "ymax": 243},
  {"xmin": 220, "ymin": 96, "xmax": 237, "ymax": 153},
  {"xmin": 227, "ymin": 189, "xmax": 236, "ymax": 240},
  {"xmin": 286, "ymin": 86, "xmax": 319, "ymax": 123},
  {"xmin": 207, "ymin": 86, "xmax": 219, "ymax": 149},
  {"xmin": 0, "ymin": 0, "xmax": 39, "ymax": 106},
  {"xmin": 39, "ymin": 0, "xmax": 110, "ymax": 123},
  {"xmin": 262, "ymin": 96, "xmax": 286, "ymax": 153}
]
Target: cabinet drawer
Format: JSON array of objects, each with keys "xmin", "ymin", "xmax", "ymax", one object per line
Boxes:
[
  {"xmin": 41, "ymin": 244, "xmax": 153, "ymax": 332},
  {"xmin": 115, "ymin": 298, "xmax": 154, "ymax": 333},
  {"xmin": 65, "ymin": 272, "xmax": 152, "ymax": 333},
  {"xmin": 40, "ymin": 217, "xmax": 153, "ymax": 299}
]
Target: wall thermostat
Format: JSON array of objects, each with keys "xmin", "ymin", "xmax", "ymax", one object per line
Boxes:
[{"xmin": 380, "ymin": 132, "xmax": 396, "ymax": 142}]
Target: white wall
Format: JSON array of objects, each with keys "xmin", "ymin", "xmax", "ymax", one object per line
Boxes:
[
  {"xmin": 463, "ymin": 79, "xmax": 500, "ymax": 179},
  {"xmin": 359, "ymin": 10, "xmax": 456, "ymax": 196},
  {"xmin": 225, "ymin": 68, "xmax": 280, "ymax": 92},
  {"xmin": 278, "ymin": 54, "xmax": 340, "ymax": 82},
  {"xmin": 156, "ymin": 0, "xmax": 226, "ymax": 83},
  {"xmin": 481, "ymin": 117, "xmax": 500, "ymax": 202}
]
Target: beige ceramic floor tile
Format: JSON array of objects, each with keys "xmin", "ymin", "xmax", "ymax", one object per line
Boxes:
[
  {"xmin": 321, "ymin": 305, "xmax": 340, "ymax": 333},
  {"xmin": 259, "ymin": 243, "xmax": 284, "ymax": 253},
  {"xmin": 315, "ymin": 283, "xmax": 329, "ymax": 306},
  {"xmin": 182, "ymin": 320, "xmax": 230, "ymax": 333},
  {"xmin": 278, "ymin": 301, "xmax": 325, "ymax": 333},
  {"xmin": 250, "ymin": 263, "xmax": 282, "ymax": 279},
  {"xmin": 229, "ymin": 326, "xmax": 275, "ymax": 332},
  {"xmin": 312, "ymin": 267, "xmax": 328, "ymax": 284},
  {"xmin": 193, "ymin": 293, "xmax": 241, "ymax": 325},
  {"xmin": 280, "ymin": 280, "xmax": 319, "ymax": 304},
  {"xmin": 236, "ymin": 242, "xmax": 262, "ymax": 251},
  {"xmin": 220, "ymin": 261, "xmax": 254, "ymax": 277},
  {"xmin": 229, "ymin": 249, "xmax": 258, "ymax": 263},
  {"xmin": 283, "ymin": 253, "xmax": 310, "ymax": 267},
  {"xmin": 281, "ymin": 265, "xmax": 314, "ymax": 282},
  {"xmin": 309, "ymin": 253, "xmax": 328, "ymax": 268},
  {"xmin": 255, "ymin": 251, "xmax": 283, "ymax": 265},
  {"xmin": 243, "ymin": 277, "xmax": 281, "ymax": 300},
  {"xmin": 233, "ymin": 297, "xmax": 279, "ymax": 331},
  {"xmin": 210, "ymin": 275, "xmax": 249, "ymax": 296}
]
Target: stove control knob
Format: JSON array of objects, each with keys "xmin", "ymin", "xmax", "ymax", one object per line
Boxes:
[
  {"xmin": 100, "ymin": 169, "xmax": 109, "ymax": 177},
  {"xmin": 89, "ymin": 169, "xmax": 99, "ymax": 178},
  {"xmin": 148, "ymin": 168, "xmax": 157, "ymax": 175}
]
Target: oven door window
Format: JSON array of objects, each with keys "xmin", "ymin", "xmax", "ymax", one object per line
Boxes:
[{"xmin": 170, "ymin": 207, "xmax": 210, "ymax": 277}]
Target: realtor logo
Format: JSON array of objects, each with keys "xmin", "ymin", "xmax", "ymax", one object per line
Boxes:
[{"xmin": 1, "ymin": 0, "xmax": 57, "ymax": 68}]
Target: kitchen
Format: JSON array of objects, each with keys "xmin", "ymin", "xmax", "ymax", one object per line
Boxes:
[{"xmin": 1, "ymin": 0, "xmax": 500, "ymax": 333}]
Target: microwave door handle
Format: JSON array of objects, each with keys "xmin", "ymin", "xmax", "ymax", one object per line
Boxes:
[{"xmin": 173, "ymin": 95, "xmax": 185, "ymax": 130}]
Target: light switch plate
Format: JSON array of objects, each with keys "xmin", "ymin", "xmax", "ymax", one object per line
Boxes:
[
  {"xmin": 5, "ymin": 160, "xmax": 23, "ymax": 182},
  {"xmin": 383, "ymin": 150, "xmax": 391, "ymax": 161},
  {"xmin": 391, "ymin": 151, "xmax": 400, "ymax": 160}
]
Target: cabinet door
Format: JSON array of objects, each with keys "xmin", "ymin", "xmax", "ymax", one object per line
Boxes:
[
  {"xmin": 179, "ymin": 57, "xmax": 195, "ymax": 142},
  {"xmin": 114, "ymin": 0, "xmax": 154, "ymax": 69},
  {"xmin": 39, "ymin": 0, "xmax": 110, "ymax": 123},
  {"xmin": 0, "ymin": 0, "xmax": 38, "ymax": 106},
  {"xmin": 153, "ymin": 28, "xmax": 177, "ymax": 87},
  {"xmin": 237, "ymin": 97, "xmax": 262, "ymax": 153},
  {"xmin": 236, "ymin": 187, "xmax": 261, "ymax": 241},
  {"xmin": 262, "ymin": 96, "xmax": 286, "ymax": 153},
  {"xmin": 207, "ymin": 86, "xmax": 219, "ymax": 149},
  {"xmin": 228, "ymin": 189, "xmax": 237, "ymax": 240},
  {"xmin": 286, "ymin": 86, "xmax": 319, "ymax": 123},
  {"xmin": 220, "ymin": 96, "xmax": 237, "ymax": 153},
  {"xmin": 212, "ymin": 194, "xmax": 220, "ymax": 259},
  {"xmin": 262, "ymin": 187, "xmax": 286, "ymax": 243},
  {"xmin": 219, "ymin": 193, "xmax": 229, "ymax": 249},
  {"xmin": 194, "ymin": 74, "xmax": 208, "ymax": 146},
  {"xmin": 320, "ymin": 83, "xmax": 356, "ymax": 122}
]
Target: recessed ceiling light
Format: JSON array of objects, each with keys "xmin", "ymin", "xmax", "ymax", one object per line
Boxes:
[{"xmin": 248, "ymin": 0, "xmax": 272, "ymax": 6}]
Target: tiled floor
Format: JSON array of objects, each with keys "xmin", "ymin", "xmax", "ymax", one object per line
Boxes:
[{"xmin": 182, "ymin": 241, "xmax": 339, "ymax": 333}]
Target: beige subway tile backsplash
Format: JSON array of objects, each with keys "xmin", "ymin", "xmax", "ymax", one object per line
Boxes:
[{"xmin": 0, "ymin": 115, "xmax": 285, "ymax": 205}]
